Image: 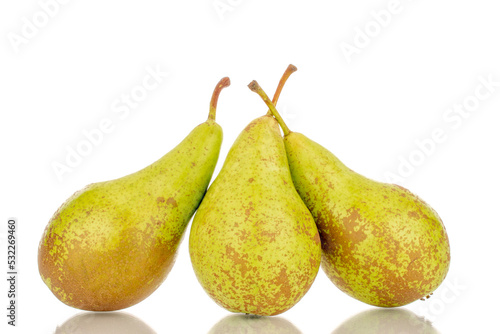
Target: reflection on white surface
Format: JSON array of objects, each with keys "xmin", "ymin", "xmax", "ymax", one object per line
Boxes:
[
  {"xmin": 332, "ymin": 308, "xmax": 440, "ymax": 334},
  {"xmin": 54, "ymin": 311, "xmax": 156, "ymax": 334},
  {"xmin": 208, "ymin": 314, "xmax": 302, "ymax": 334}
]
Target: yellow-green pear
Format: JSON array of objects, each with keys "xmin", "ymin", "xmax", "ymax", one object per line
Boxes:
[
  {"xmin": 248, "ymin": 80, "xmax": 450, "ymax": 308},
  {"xmin": 38, "ymin": 77, "xmax": 230, "ymax": 311},
  {"xmin": 189, "ymin": 67, "xmax": 321, "ymax": 316}
]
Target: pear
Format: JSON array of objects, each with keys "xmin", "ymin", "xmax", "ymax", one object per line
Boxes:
[
  {"xmin": 248, "ymin": 80, "xmax": 451, "ymax": 308},
  {"xmin": 38, "ymin": 77, "xmax": 230, "ymax": 311},
  {"xmin": 189, "ymin": 66, "xmax": 321, "ymax": 316}
]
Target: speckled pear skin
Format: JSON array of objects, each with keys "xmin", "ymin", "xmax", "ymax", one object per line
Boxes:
[
  {"xmin": 189, "ymin": 115, "xmax": 321, "ymax": 316},
  {"xmin": 283, "ymin": 132, "xmax": 450, "ymax": 307},
  {"xmin": 38, "ymin": 120, "xmax": 222, "ymax": 311}
]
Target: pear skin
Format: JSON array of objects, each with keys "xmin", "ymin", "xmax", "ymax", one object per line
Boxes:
[
  {"xmin": 38, "ymin": 78, "xmax": 230, "ymax": 311},
  {"xmin": 248, "ymin": 80, "xmax": 451, "ymax": 308},
  {"xmin": 189, "ymin": 114, "xmax": 321, "ymax": 316}
]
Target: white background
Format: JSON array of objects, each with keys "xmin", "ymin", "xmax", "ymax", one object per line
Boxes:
[{"xmin": 1, "ymin": 0, "xmax": 499, "ymax": 333}]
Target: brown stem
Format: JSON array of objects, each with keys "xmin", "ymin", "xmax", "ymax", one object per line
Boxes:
[
  {"xmin": 248, "ymin": 80, "xmax": 291, "ymax": 136},
  {"xmin": 266, "ymin": 64, "xmax": 298, "ymax": 116},
  {"xmin": 208, "ymin": 77, "xmax": 231, "ymax": 121}
]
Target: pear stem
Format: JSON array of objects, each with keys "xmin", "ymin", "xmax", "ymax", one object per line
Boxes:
[
  {"xmin": 267, "ymin": 64, "xmax": 298, "ymax": 115},
  {"xmin": 248, "ymin": 80, "xmax": 291, "ymax": 136},
  {"xmin": 208, "ymin": 77, "xmax": 231, "ymax": 121}
]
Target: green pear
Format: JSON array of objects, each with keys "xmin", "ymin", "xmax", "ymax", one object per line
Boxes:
[
  {"xmin": 189, "ymin": 67, "xmax": 321, "ymax": 316},
  {"xmin": 38, "ymin": 77, "xmax": 230, "ymax": 311},
  {"xmin": 248, "ymin": 80, "xmax": 451, "ymax": 308}
]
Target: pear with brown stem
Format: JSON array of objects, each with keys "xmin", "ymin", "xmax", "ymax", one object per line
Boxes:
[
  {"xmin": 190, "ymin": 65, "xmax": 321, "ymax": 316},
  {"xmin": 248, "ymin": 80, "xmax": 450, "ymax": 307},
  {"xmin": 39, "ymin": 77, "xmax": 230, "ymax": 311}
]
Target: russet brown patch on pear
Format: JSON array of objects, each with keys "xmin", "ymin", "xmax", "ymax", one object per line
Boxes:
[{"xmin": 166, "ymin": 197, "xmax": 178, "ymax": 208}]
